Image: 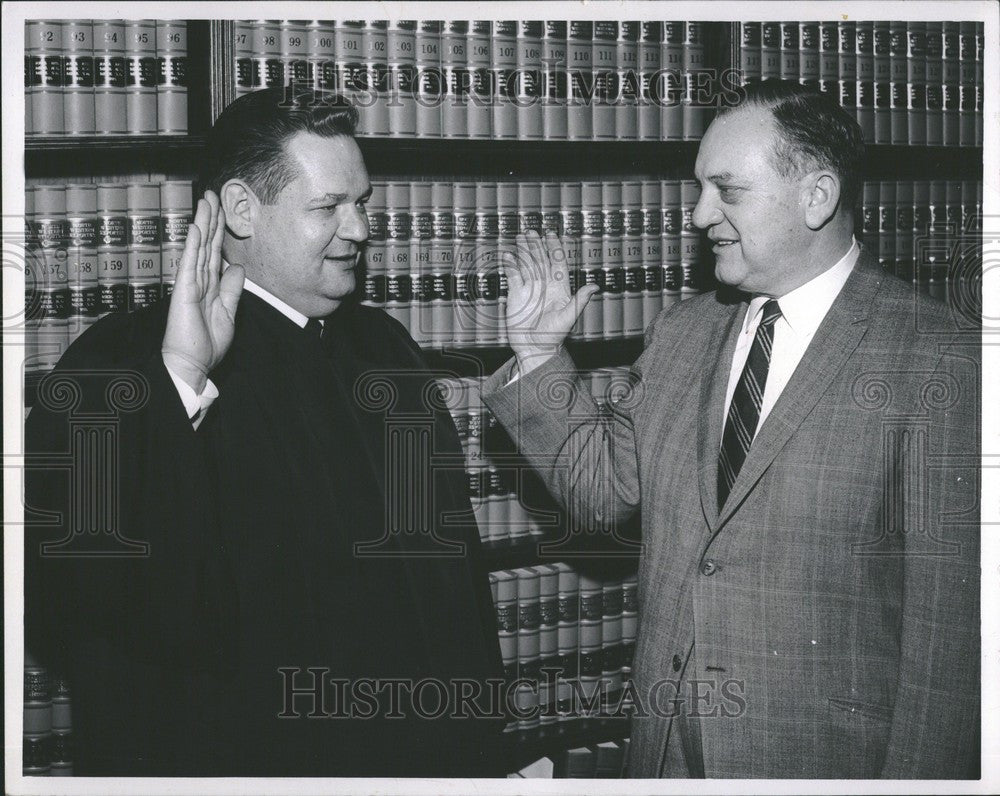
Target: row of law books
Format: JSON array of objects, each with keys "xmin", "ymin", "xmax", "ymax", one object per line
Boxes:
[
  {"xmin": 233, "ymin": 20, "xmax": 716, "ymax": 141},
  {"xmin": 858, "ymin": 179, "xmax": 982, "ymax": 300},
  {"xmin": 559, "ymin": 740, "xmax": 629, "ymax": 778},
  {"xmin": 25, "ymin": 20, "xmax": 188, "ymax": 136},
  {"xmin": 439, "ymin": 368, "xmax": 633, "ymax": 544},
  {"xmin": 736, "ymin": 21, "xmax": 984, "ymax": 147},
  {"xmin": 361, "ymin": 178, "xmax": 709, "ymax": 349},
  {"xmin": 23, "ymin": 657, "xmax": 73, "ymax": 776},
  {"xmin": 489, "ymin": 565, "xmax": 638, "ymax": 732},
  {"xmin": 23, "ymin": 180, "xmax": 194, "ymax": 372}
]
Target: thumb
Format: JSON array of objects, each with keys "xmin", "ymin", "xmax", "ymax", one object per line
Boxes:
[
  {"xmin": 558, "ymin": 284, "xmax": 600, "ymax": 327},
  {"xmin": 218, "ymin": 263, "xmax": 245, "ymax": 318}
]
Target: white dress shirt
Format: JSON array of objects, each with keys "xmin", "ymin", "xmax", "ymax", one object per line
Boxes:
[
  {"xmin": 165, "ymin": 277, "xmax": 318, "ymax": 427},
  {"xmin": 722, "ymin": 239, "xmax": 860, "ymax": 441}
]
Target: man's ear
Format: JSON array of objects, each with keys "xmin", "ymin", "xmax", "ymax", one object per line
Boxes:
[
  {"xmin": 220, "ymin": 179, "xmax": 255, "ymax": 239},
  {"xmin": 802, "ymin": 171, "xmax": 841, "ymax": 230}
]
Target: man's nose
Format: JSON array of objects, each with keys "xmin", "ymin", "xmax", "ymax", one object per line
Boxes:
[
  {"xmin": 339, "ymin": 206, "xmax": 369, "ymax": 243},
  {"xmin": 691, "ymin": 190, "xmax": 722, "ymax": 230}
]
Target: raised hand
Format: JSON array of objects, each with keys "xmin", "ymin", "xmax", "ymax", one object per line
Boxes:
[
  {"xmin": 504, "ymin": 230, "xmax": 599, "ymax": 376},
  {"xmin": 161, "ymin": 191, "xmax": 245, "ymax": 393}
]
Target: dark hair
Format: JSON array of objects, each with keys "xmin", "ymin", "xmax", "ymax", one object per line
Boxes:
[
  {"xmin": 718, "ymin": 80, "xmax": 866, "ymax": 208},
  {"xmin": 199, "ymin": 86, "xmax": 359, "ymax": 203}
]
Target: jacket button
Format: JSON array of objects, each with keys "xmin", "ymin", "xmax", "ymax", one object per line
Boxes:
[
  {"xmin": 672, "ymin": 654, "xmax": 682, "ymax": 672},
  {"xmin": 701, "ymin": 559, "xmax": 717, "ymax": 576}
]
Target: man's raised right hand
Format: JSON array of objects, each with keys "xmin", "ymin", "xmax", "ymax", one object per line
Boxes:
[{"xmin": 161, "ymin": 191, "xmax": 245, "ymax": 394}]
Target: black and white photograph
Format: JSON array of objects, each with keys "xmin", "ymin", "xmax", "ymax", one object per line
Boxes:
[{"xmin": 4, "ymin": 1, "xmax": 997, "ymax": 793}]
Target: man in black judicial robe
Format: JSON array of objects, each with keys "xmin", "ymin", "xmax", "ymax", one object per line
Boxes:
[{"xmin": 25, "ymin": 88, "xmax": 504, "ymax": 777}]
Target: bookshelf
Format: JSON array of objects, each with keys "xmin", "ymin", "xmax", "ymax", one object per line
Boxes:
[{"xmin": 22, "ymin": 16, "xmax": 984, "ymax": 779}]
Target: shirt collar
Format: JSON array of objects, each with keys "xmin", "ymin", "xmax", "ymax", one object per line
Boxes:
[
  {"xmin": 238, "ymin": 273, "xmax": 312, "ymax": 329},
  {"xmin": 744, "ymin": 238, "xmax": 860, "ymax": 336}
]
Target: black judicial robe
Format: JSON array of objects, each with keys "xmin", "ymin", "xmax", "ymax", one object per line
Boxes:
[{"xmin": 25, "ymin": 292, "xmax": 505, "ymax": 776}]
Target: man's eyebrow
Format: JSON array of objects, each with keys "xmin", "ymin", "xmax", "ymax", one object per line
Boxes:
[
  {"xmin": 309, "ymin": 192, "xmax": 349, "ymax": 204},
  {"xmin": 706, "ymin": 172, "xmax": 742, "ymax": 184}
]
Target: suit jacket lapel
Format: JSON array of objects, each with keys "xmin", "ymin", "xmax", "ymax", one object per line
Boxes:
[
  {"xmin": 714, "ymin": 253, "xmax": 885, "ymax": 528},
  {"xmin": 696, "ymin": 296, "xmax": 749, "ymax": 527}
]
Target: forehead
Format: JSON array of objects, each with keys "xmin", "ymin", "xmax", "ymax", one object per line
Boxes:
[
  {"xmin": 694, "ymin": 107, "xmax": 779, "ymax": 181},
  {"xmin": 281, "ymin": 131, "xmax": 370, "ymax": 197}
]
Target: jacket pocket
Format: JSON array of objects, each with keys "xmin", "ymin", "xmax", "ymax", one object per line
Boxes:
[{"xmin": 827, "ymin": 697, "xmax": 893, "ymax": 722}]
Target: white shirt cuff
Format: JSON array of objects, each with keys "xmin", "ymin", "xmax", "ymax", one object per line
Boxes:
[{"xmin": 165, "ymin": 362, "xmax": 219, "ymax": 429}]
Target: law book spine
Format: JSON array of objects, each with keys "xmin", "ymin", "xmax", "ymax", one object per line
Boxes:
[
  {"xmin": 537, "ymin": 564, "xmax": 561, "ymax": 727},
  {"xmin": 974, "ymin": 23, "xmax": 983, "ymax": 147},
  {"xmin": 492, "ymin": 21, "xmax": 517, "ymax": 140},
  {"xmin": 861, "ymin": 181, "xmax": 878, "ymax": 254},
  {"xmin": 661, "ymin": 179, "xmax": 682, "ymax": 311},
  {"xmin": 517, "ymin": 21, "xmax": 544, "ymax": 140},
  {"xmin": 924, "ymin": 22, "xmax": 943, "ymax": 146},
  {"xmin": 126, "ymin": 182, "xmax": 161, "ymax": 308},
  {"xmin": 125, "ymin": 20, "xmax": 157, "ymax": 134},
  {"xmin": 159, "ymin": 180, "xmax": 192, "ymax": 298},
  {"xmin": 760, "ymin": 22, "xmax": 781, "ymax": 81},
  {"xmin": 515, "ymin": 567, "xmax": 542, "ymax": 730},
  {"xmin": 334, "ymin": 20, "xmax": 364, "ymax": 110},
  {"xmin": 65, "ymin": 183, "xmax": 99, "ymax": 344},
  {"xmin": 29, "ymin": 20, "xmax": 65, "ymax": 135},
  {"xmin": 799, "ymin": 22, "xmax": 819, "ymax": 89},
  {"xmin": 384, "ymin": 181, "xmax": 412, "ymax": 331},
  {"xmin": 466, "ymin": 21, "xmax": 492, "ymax": 139},
  {"xmin": 838, "ymin": 21, "xmax": 858, "ymax": 129},
  {"xmin": 63, "ymin": 20, "xmax": 95, "ymax": 135},
  {"xmin": 428, "ymin": 181, "xmax": 454, "ymax": 348},
  {"xmin": 621, "ymin": 573, "xmax": 638, "ymax": 710},
  {"xmin": 253, "ymin": 20, "xmax": 283, "ymax": 92},
  {"xmin": 638, "ymin": 22, "xmax": 662, "ymax": 139},
  {"xmin": 561, "ymin": 182, "xmax": 584, "ymax": 341},
  {"xmin": 97, "ymin": 183, "xmax": 129, "ymax": 315},
  {"xmin": 304, "ymin": 20, "xmax": 332, "ymax": 95},
  {"xmin": 415, "ymin": 21, "xmax": 442, "ymax": 138},
  {"xmin": 640, "ymin": 179, "xmax": 663, "ymax": 330},
  {"xmin": 555, "ymin": 563, "xmax": 580, "ymax": 724},
  {"xmin": 592, "ymin": 21, "xmax": 617, "ymax": 141},
  {"xmin": 441, "ymin": 21, "xmax": 468, "ymax": 139},
  {"xmin": 487, "ymin": 464, "xmax": 509, "ymax": 542},
  {"xmin": 361, "ymin": 21, "xmax": 390, "ymax": 136},
  {"xmin": 912, "ymin": 180, "xmax": 930, "ymax": 293},
  {"xmin": 408, "ymin": 181, "xmax": 432, "ymax": 347},
  {"xmin": 819, "ymin": 21, "xmax": 839, "ymax": 100},
  {"xmin": 452, "ymin": 182, "xmax": 477, "ymax": 346},
  {"xmin": 156, "ymin": 20, "xmax": 187, "ymax": 135},
  {"xmin": 854, "ymin": 22, "xmax": 875, "ymax": 141},
  {"xmin": 888, "ymin": 21, "xmax": 907, "ymax": 145},
  {"xmin": 958, "ymin": 22, "xmax": 976, "ymax": 146},
  {"xmin": 926, "ymin": 180, "xmax": 948, "ymax": 300},
  {"xmin": 516, "ymin": 179, "xmax": 544, "ymax": 348},
  {"xmin": 474, "ymin": 182, "xmax": 500, "ymax": 346},
  {"xmin": 578, "ymin": 573, "xmax": 604, "ymax": 723},
  {"xmin": 737, "ymin": 22, "xmax": 761, "ymax": 84},
  {"xmin": 386, "ymin": 21, "xmax": 416, "ymax": 137},
  {"xmin": 579, "ymin": 182, "xmax": 604, "ymax": 340},
  {"xmin": 23, "ymin": 731, "xmax": 53, "ymax": 776},
  {"xmin": 872, "ymin": 22, "xmax": 891, "ymax": 145},
  {"xmin": 906, "ymin": 22, "xmax": 926, "ymax": 146},
  {"xmin": 542, "ymin": 21, "xmax": 568, "ymax": 141},
  {"xmin": 567, "ymin": 21, "xmax": 594, "ymax": 141},
  {"xmin": 33, "ymin": 185, "xmax": 70, "ymax": 370},
  {"xmin": 660, "ymin": 21, "xmax": 683, "ymax": 140},
  {"xmin": 492, "ymin": 569, "xmax": 519, "ymax": 732},
  {"xmin": 941, "ymin": 23, "xmax": 960, "ymax": 146},
  {"xmin": 601, "ymin": 578, "xmax": 624, "ymax": 700},
  {"xmin": 24, "ymin": 186, "xmax": 41, "ymax": 373},
  {"xmin": 680, "ymin": 180, "xmax": 702, "ymax": 299},
  {"xmin": 25, "ymin": 23, "xmax": 34, "ymax": 134},
  {"xmin": 877, "ymin": 180, "xmax": 896, "ymax": 275},
  {"xmin": 279, "ymin": 19, "xmax": 309, "ymax": 95},
  {"xmin": 616, "ymin": 22, "xmax": 639, "ymax": 141},
  {"xmin": 622, "ymin": 180, "xmax": 644, "ymax": 337},
  {"xmin": 601, "ymin": 181, "xmax": 625, "ymax": 340},
  {"xmin": 944, "ymin": 180, "xmax": 963, "ymax": 304},
  {"xmin": 361, "ymin": 181, "xmax": 387, "ymax": 311},
  {"xmin": 779, "ymin": 21, "xmax": 799, "ymax": 81},
  {"xmin": 894, "ymin": 180, "xmax": 915, "ymax": 283},
  {"xmin": 234, "ymin": 21, "xmax": 255, "ymax": 98},
  {"xmin": 682, "ymin": 21, "xmax": 709, "ymax": 139}
]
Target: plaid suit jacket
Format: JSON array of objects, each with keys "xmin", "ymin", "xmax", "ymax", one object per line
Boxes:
[{"xmin": 482, "ymin": 252, "xmax": 980, "ymax": 778}]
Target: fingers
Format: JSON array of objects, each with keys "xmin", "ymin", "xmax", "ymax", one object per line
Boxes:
[
  {"xmin": 206, "ymin": 197, "xmax": 227, "ymax": 293},
  {"xmin": 218, "ymin": 262, "xmax": 245, "ymax": 319},
  {"xmin": 557, "ymin": 283, "xmax": 600, "ymax": 329},
  {"xmin": 543, "ymin": 231, "xmax": 570, "ymax": 291}
]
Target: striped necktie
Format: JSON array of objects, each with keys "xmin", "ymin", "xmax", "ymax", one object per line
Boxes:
[{"xmin": 718, "ymin": 299, "xmax": 782, "ymax": 509}]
